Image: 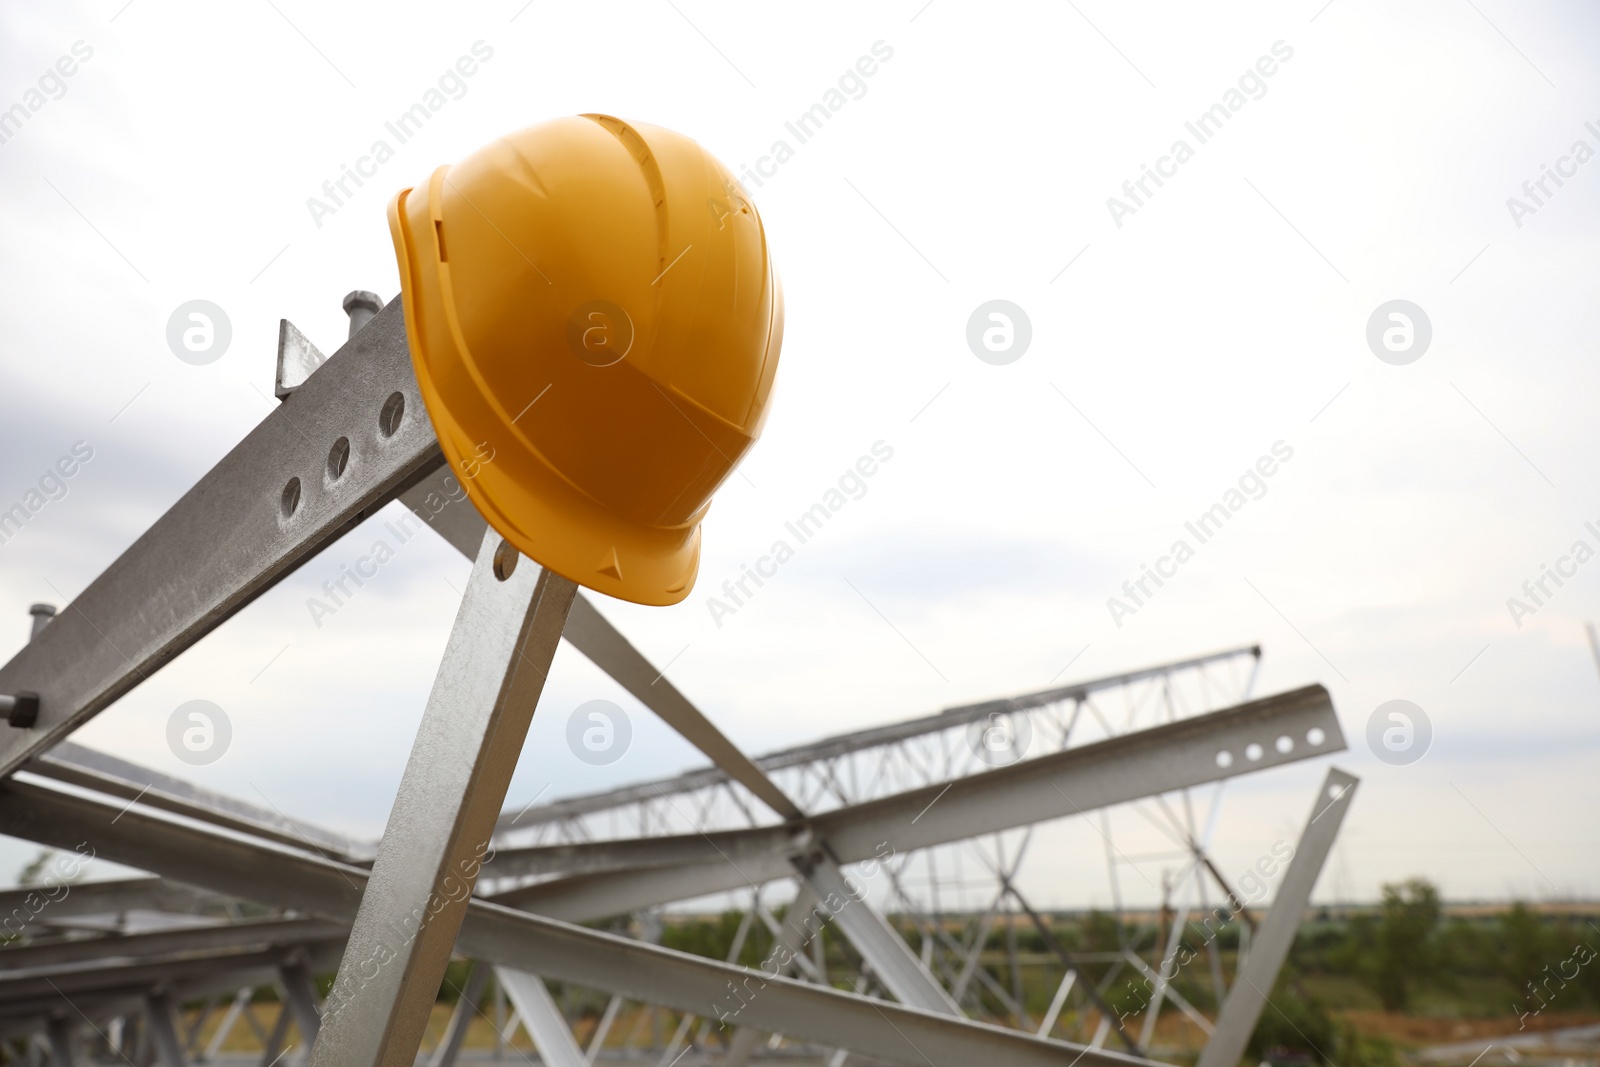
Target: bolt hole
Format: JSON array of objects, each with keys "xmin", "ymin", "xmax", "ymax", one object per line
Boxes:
[
  {"xmin": 1306, "ymin": 727, "xmax": 1326, "ymax": 746},
  {"xmin": 378, "ymin": 392, "xmax": 405, "ymax": 438},
  {"xmin": 1275, "ymin": 735, "xmax": 1293, "ymax": 754},
  {"xmin": 280, "ymin": 478, "xmax": 301, "ymax": 520},
  {"xmin": 327, "ymin": 437, "xmax": 350, "ymax": 480},
  {"xmin": 1328, "ymin": 783, "xmax": 1346, "ymax": 800},
  {"xmin": 1244, "ymin": 742, "xmax": 1263, "ymax": 762},
  {"xmin": 1215, "ymin": 750, "xmax": 1233, "ymax": 769},
  {"xmin": 492, "ymin": 539, "xmax": 519, "ymax": 581}
]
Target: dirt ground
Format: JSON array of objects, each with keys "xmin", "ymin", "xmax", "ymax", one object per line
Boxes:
[{"xmin": 1335, "ymin": 1010, "xmax": 1600, "ymax": 1047}]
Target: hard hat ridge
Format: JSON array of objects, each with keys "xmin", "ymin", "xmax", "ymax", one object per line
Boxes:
[{"xmin": 388, "ymin": 115, "xmax": 783, "ymax": 606}]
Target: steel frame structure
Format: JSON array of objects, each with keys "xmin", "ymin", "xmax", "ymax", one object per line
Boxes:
[{"xmin": 0, "ymin": 296, "xmax": 1357, "ymax": 1067}]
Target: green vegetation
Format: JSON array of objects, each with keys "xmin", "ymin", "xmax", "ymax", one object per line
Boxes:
[{"xmin": 631, "ymin": 880, "xmax": 1597, "ymax": 1060}]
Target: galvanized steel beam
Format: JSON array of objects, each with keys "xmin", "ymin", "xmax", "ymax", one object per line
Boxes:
[
  {"xmin": 1195, "ymin": 768, "xmax": 1357, "ymax": 1067},
  {"xmin": 308, "ymin": 532, "xmax": 576, "ymax": 1067},
  {"xmin": 494, "ymin": 969, "xmax": 586, "ymax": 1067},
  {"xmin": 28, "ymin": 741, "xmax": 362, "ymax": 860},
  {"xmin": 794, "ymin": 853, "xmax": 960, "ymax": 1016},
  {"xmin": 0, "ymin": 299, "xmax": 440, "ymax": 777},
  {"xmin": 0, "ymin": 779, "xmax": 1148, "ymax": 1067},
  {"xmin": 493, "ymin": 646, "xmax": 1262, "ymax": 831},
  {"xmin": 403, "ymin": 479, "xmax": 806, "ymax": 823},
  {"xmin": 495, "ymin": 686, "xmax": 1342, "ymax": 920}
]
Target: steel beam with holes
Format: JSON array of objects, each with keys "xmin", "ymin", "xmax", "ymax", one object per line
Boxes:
[
  {"xmin": 397, "ymin": 490, "xmax": 969, "ymax": 1037},
  {"xmin": 488, "ymin": 643, "xmax": 1262, "ymax": 833},
  {"xmin": 0, "ymin": 305, "xmax": 809, "ymax": 834},
  {"xmin": 490, "ymin": 685, "xmax": 1342, "ymax": 920},
  {"xmin": 0, "ymin": 779, "xmax": 1149, "ymax": 1067},
  {"xmin": 0, "ymin": 300, "xmax": 438, "ymax": 777},
  {"xmin": 1196, "ymin": 768, "xmax": 1358, "ymax": 1067}
]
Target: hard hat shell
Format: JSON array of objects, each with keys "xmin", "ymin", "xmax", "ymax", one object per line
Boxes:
[{"xmin": 389, "ymin": 115, "xmax": 783, "ymax": 605}]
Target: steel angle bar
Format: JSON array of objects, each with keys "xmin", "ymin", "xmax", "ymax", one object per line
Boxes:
[
  {"xmin": 309, "ymin": 532, "xmax": 576, "ymax": 1067},
  {"xmin": 494, "ymin": 969, "xmax": 587, "ymax": 1067},
  {"xmin": 0, "ymin": 876, "xmax": 217, "ymax": 923},
  {"xmin": 279, "ymin": 959, "xmax": 324, "ymax": 1046},
  {"xmin": 403, "ymin": 462, "xmax": 804, "ymax": 825},
  {"xmin": 1038, "ymin": 971, "xmax": 1077, "ymax": 1039},
  {"xmin": 0, "ymin": 943, "xmax": 346, "ymax": 1011},
  {"xmin": 0, "ymin": 298, "xmax": 441, "ymax": 777},
  {"xmin": 0, "ymin": 780, "xmax": 1150, "ymax": 1067},
  {"xmin": 584, "ymin": 994, "xmax": 623, "ymax": 1062},
  {"xmin": 484, "ymin": 824, "xmax": 796, "ymax": 880},
  {"xmin": 1004, "ymin": 878, "xmax": 1139, "ymax": 1054},
  {"xmin": 180, "ymin": 994, "xmax": 215, "ymax": 1058},
  {"xmin": 793, "ymin": 853, "xmax": 959, "ymax": 1016},
  {"xmin": 206, "ymin": 988, "xmax": 257, "ymax": 1062},
  {"xmin": 146, "ymin": 993, "xmax": 187, "ymax": 1067},
  {"xmin": 494, "ymin": 646, "xmax": 1263, "ymax": 831},
  {"xmin": 46, "ymin": 1015, "xmax": 72, "ymax": 1067},
  {"xmin": 562, "ymin": 594, "xmax": 803, "ymax": 820},
  {"xmin": 396, "ymin": 468, "xmax": 489, "ymax": 561},
  {"xmin": 495, "ymin": 685, "xmax": 1342, "ymax": 921},
  {"xmin": 725, "ymin": 882, "xmax": 821, "ymax": 1067},
  {"xmin": 0, "ymin": 916, "xmax": 344, "ymax": 971},
  {"xmin": 1119, "ymin": 951, "xmax": 1213, "ymax": 1038},
  {"xmin": 28, "ymin": 741, "xmax": 365, "ymax": 861},
  {"xmin": 0, "ymin": 998, "xmax": 136, "ymax": 1043},
  {"xmin": 259, "ymin": 1004, "xmax": 293, "ymax": 1067},
  {"xmin": 427, "ymin": 961, "xmax": 486, "ymax": 1067},
  {"xmin": 1196, "ymin": 768, "xmax": 1358, "ymax": 1067}
]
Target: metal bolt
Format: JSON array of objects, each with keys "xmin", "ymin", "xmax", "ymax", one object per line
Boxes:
[
  {"xmin": 342, "ymin": 291, "xmax": 385, "ymax": 340},
  {"xmin": 29, "ymin": 602, "xmax": 55, "ymax": 640},
  {"xmin": 2, "ymin": 691, "xmax": 40, "ymax": 728}
]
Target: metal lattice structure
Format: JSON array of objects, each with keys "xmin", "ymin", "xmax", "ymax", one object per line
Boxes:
[{"xmin": 0, "ymin": 295, "xmax": 1358, "ymax": 1067}]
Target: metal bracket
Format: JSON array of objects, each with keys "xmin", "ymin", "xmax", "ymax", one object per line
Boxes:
[{"xmin": 274, "ymin": 320, "xmax": 328, "ymax": 400}]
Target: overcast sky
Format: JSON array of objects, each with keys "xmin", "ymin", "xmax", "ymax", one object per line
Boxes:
[{"xmin": 0, "ymin": 0, "xmax": 1597, "ymax": 911}]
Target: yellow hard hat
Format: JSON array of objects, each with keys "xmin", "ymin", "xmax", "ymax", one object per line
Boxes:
[{"xmin": 388, "ymin": 115, "xmax": 783, "ymax": 606}]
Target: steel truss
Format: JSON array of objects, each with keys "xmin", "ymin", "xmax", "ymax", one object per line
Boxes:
[{"xmin": 0, "ymin": 296, "xmax": 1356, "ymax": 1067}]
